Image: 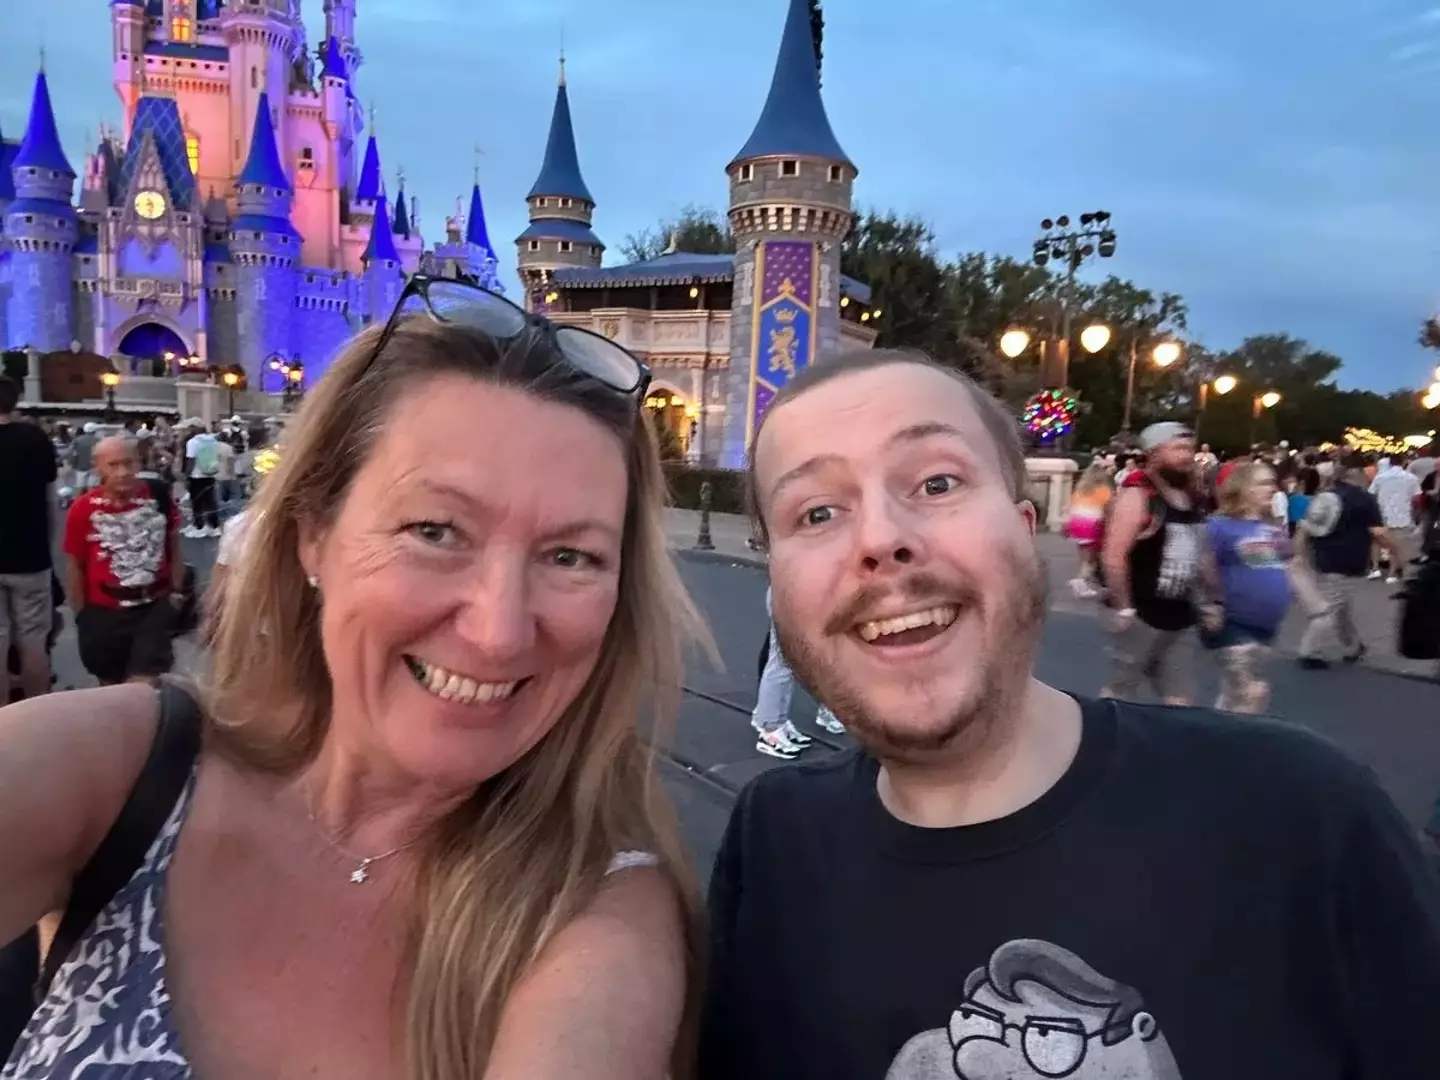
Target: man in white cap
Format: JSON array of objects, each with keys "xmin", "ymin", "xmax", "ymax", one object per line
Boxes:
[{"xmin": 1099, "ymin": 421, "xmax": 1208, "ymax": 704}]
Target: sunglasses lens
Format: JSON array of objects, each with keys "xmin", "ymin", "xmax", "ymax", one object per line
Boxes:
[
  {"xmin": 425, "ymin": 281, "xmax": 527, "ymax": 338},
  {"xmin": 556, "ymin": 328, "xmax": 643, "ymax": 393}
]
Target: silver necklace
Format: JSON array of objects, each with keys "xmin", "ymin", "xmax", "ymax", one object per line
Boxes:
[{"xmin": 304, "ymin": 785, "xmax": 421, "ymax": 884}]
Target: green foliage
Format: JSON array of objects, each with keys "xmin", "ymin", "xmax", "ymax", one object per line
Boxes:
[
  {"xmin": 664, "ymin": 465, "xmax": 747, "ymax": 514},
  {"xmin": 620, "ymin": 205, "xmax": 735, "ymax": 263}
]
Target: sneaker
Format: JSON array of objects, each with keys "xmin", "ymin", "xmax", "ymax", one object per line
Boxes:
[
  {"xmin": 206, "ymin": 526, "xmax": 224, "ymax": 538},
  {"xmin": 182, "ymin": 526, "xmax": 204, "ymax": 539},
  {"xmin": 1367, "ymin": 569, "xmax": 1383, "ymax": 580},
  {"xmin": 1069, "ymin": 577, "xmax": 1099, "ymax": 599},
  {"xmin": 1386, "ymin": 575, "xmax": 1401, "ymax": 585},
  {"xmin": 755, "ymin": 727, "xmax": 803, "ymax": 760},
  {"xmin": 782, "ymin": 721, "xmax": 813, "ymax": 746},
  {"xmin": 815, "ymin": 709, "xmax": 847, "ymax": 735}
]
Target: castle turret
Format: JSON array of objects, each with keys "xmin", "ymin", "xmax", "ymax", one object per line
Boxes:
[
  {"xmin": 111, "ymin": 0, "xmax": 146, "ymax": 137},
  {"xmin": 220, "ymin": 0, "xmax": 301, "ymax": 178},
  {"xmin": 434, "ymin": 180, "xmax": 503, "ymax": 293},
  {"xmin": 319, "ymin": 36, "xmax": 357, "ymax": 193},
  {"xmin": 352, "ymin": 132, "xmax": 381, "ymax": 218},
  {"xmin": 516, "ymin": 58, "xmax": 603, "ymax": 312},
  {"xmin": 718, "ymin": 0, "xmax": 855, "ymax": 467},
  {"xmin": 324, "ymin": 0, "xmax": 362, "ymax": 76},
  {"xmin": 360, "ymin": 191, "xmax": 403, "ymax": 328},
  {"xmin": 5, "ymin": 69, "xmax": 79, "ymax": 353},
  {"xmin": 229, "ymin": 92, "xmax": 300, "ymax": 384}
]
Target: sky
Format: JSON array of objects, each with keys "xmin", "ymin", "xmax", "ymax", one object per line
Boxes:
[{"xmin": 4, "ymin": 0, "xmax": 1439, "ymax": 393}]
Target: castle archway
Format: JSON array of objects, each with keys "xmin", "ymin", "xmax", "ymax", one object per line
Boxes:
[
  {"xmin": 113, "ymin": 317, "xmax": 193, "ymax": 375},
  {"xmin": 644, "ymin": 383, "xmax": 694, "ymax": 460}
]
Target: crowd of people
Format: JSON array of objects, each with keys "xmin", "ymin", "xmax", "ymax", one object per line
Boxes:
[
  {"xmin": 0, "ymin": 279, "xmax": 1436, "ymax": 1079},
  {"xmin": 1062, "ymin": 431, "xmax": 1440, "ymax": 714}
]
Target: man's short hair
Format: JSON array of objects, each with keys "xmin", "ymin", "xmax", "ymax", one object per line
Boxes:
[
  {"xmin": 745, "ymin": 349, "xmax": 1028, "ymax": 540},
  {"xmin": 0, "ymin": 375, "xmax": 19, "ymax": 414}
]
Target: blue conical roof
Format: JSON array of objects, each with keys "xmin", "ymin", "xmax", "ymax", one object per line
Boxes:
[
  {"xmin": 465, "ymin": 182, "xmax": 493, "ymax": 251},
  {"xmin": 14, "ymin": 71, "xmax": 75, "ymax": 177},
  {"xmin": 363, "ymin": 192, "xmax": 400, "ymax": 263},
  {"xmin": 321, "ymin": 36, "xmax": 347, "ymax": 80},
  {"xmin": 392, "ymin": 185, "xmax": 410, "ymax": 238},
  {"xmin": 355, "ymin": 135, "xmax": 382, "ymax": 201},
  {"xmin": 526, "ymin": 74, "xmax": 593, "ymax": 202},
  {"xmin": 237, "ymin": 93, "xmax": 291, "ymax": 191},
  {"xmin": 0, "ymin": 127, "xmax": 16, "ymax": 202},
  {"xmin": 731, "ymin": 0, "xmax": 850, "ymax": 167}
]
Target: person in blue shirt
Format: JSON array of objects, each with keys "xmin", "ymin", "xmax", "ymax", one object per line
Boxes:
[
  {"xmin": 1205, "ymin": 461, "xmax": 1294, "ymax": 713},
  {"xmin": 1286, "ymin": 466, "xmax": 1320, "ymax": 537}
]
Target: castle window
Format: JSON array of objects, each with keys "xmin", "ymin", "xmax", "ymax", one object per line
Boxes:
[
  {"xmin": 171, "ymin": 17, "xmax": 192, "ymax": 41},
  {"xmin": 559, "ymin": 241, "xmax": 572, "ymax": 253},
  {"xmin": 780, "ymin": 160, "xmax": 799, "ymax": 177},
  {"xmin": 560, "ymin": 197, "xmax": 572, "ymax": 208},
  {"xmin": 527, "ymin": 240, "xmax": 540, "ymax": 252},
  {"xmin": 829, "ymin": 164, "xmax": 843, "ymax": 182},
  {"xmin": 250, "ymin": 66, "xmax": 257, "ymax": 88},
  {"xmin": 186, "ymin": 134, "xmax": 200, "ymax": 175},
  {"xmin": 739, "ymin": 163, "xmax": 754, "ymax": 182},
  {"xmin": 301, "ymin": 147, "xmax": 313, "ymax": 161},
  {"xmin": 537, "ymin": 198, "xmax": 548, "ymax": 208}
]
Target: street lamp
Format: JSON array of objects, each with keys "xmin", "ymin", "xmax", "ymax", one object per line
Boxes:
[
  {"xmin": 100, "ymin": 370, "xmax": 120, "ymax": 422},
  {"xmin": 1030, "ymin": 211, "xmax": 1117, "ymax": 387},
  {"xmin": 1152, "ymin": 341, "xmax": 1182, "ymax": 368},
  {"xmin": 1121, "ymin": 339, "xmax": 1185, "ymax": 435},
  {"xmin": 222, "ymin": 370, "xmax": 239, "ymax": 415},
  {"xmin": 1251, "ymin": 390, "xmax": 1281, "ymax": 444},
  {"xmin": 999, "ymin": 328, "xmax": 1032, "ymax": 359},
  {"xmin": 1079, "ymin": 323, "xmax": 1112, "ymax": 354},
  {"xmin": 283, "ymin": 364, "xmax": 304, "ymax": 410}
]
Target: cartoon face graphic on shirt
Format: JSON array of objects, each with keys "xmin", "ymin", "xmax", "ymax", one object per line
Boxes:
[{"xmin": 886, "ymin": 939, "xmax": 1183, "ymax": 1079}]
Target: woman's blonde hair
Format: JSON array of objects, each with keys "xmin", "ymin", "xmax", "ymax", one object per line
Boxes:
[
  {"xmin": 205, "ymin": 317, "xmax": 706, "ymax": 1079},
  {"xmin": 1074, "ymin": 461, "xmax": 1114, "ymax": 497},
  {"xmin": 1218, "ymin": 460, "xmax": 1274, "ymax": 517}
]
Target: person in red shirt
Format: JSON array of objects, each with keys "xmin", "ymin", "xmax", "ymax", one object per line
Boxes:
[{"xmin": 62, "ymin": 435, "xmax": 184, "ymax": 685}]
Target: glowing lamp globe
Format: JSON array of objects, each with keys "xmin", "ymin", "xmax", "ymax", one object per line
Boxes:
[
  {"xmin": 1213, "ymin": 375, "xmax": 1238, "ymax": 396},
  {"xmin": 1152, "ymin": 341, "xmax": 1182, "ymax": 368},
  {"xmin": 999, "ymin": 329, "xmax": 1031, "ymax": 359},
  {"xmin": 1079, "ymin": 324, "xmax": 1112, "ymax": 354},
  {"xmin": 100, "ymin": 372, "xmax": 120, "ymax": 388},
  {"xmin": 1260, "ymin": 391, "xmax": 1282, "ymax": 409}
]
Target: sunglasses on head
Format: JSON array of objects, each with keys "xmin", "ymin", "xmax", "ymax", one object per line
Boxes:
[{"xmin": 366, "ymin": 275, "xmax": 651, "ymax": 403}]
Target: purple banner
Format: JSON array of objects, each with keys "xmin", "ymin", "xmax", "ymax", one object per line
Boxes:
[{"xmin": 748, "ymin": 241, "xmax": 817, "ymax": 445}]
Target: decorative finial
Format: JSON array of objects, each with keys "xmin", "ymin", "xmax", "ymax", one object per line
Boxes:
[
  {"xmin": 368, "ymin": 102, "xmax": 376, "ymax": 134},
  {"xmin": 472, "ymin": 141, "xmax": 483, "ymax": 186},
  {"xmin": 39, "ymin": 40, "xmax": 46, "ymax": 73},
  {"xmin": 558, "ymin": 23, "xmax": 567, "ymax": 86},
  {"xmin": 396, "ymin": 165, "xmax": 405, "ymax": 190}
]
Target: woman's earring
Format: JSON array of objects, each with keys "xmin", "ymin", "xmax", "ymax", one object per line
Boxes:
[{"xmin": 307, "ymin": 575, "xmax": 319, "ymax": 588}]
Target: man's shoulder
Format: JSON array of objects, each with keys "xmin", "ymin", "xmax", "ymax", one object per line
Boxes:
[{"xmin": 734, "ymin": 750, "xmax": 865, "ymax": 820}]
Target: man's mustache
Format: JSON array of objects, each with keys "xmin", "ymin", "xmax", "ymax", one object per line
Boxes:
[{"xmin": 822, "ymin": 571, "xmax": 983, "ymax": 637}]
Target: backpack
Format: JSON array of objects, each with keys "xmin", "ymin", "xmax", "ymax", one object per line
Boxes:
[
  {"xmin": 194, "ymin": 437, "xmax": 221, "ymax": 477},
  {"xmin": 0, "ymin": 682, "xmax": 202, "ymax": 1056}
]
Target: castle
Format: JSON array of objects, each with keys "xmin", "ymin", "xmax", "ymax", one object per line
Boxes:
[
  {"xmin": 0, "ymin": 0, "xmax": 504, "ymax": 394},
  {"xmin": 1, "ymin": 0, "xmax": 874, "ymax": 465}
]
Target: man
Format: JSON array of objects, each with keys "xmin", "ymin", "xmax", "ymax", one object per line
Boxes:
[
  {"xmin": 1368, "ymin": 456, "xmax": 1421, "ymax": 583},
  {"xmin": 700, "ymin": 350, "xmax": 1439, "ymax": 1080},
  {"xmin": 63, "ymin": 435, "xmax": 184, "ymax": 685},
  {"xmin": 1099, "ymin": 422, "xmax": 1207, "ymax": 705},
  {"xmin": 183, "ymin": 422, "xmax": 223, "ymax": 537},
  {"xmin": 1299, "ymin": 454, "xmax": 1403, "ymax": 668},
  {"xmin": 0, "ymin": 375, "xmax": 58, "ymax": 702},
  {"xmin": 68, "ymin": 421, "xmax": 98, "ymax": 491}
]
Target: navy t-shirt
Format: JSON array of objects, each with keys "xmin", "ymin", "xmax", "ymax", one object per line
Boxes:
[
  {"xmin": 1310, "ymin": 482, "xmax": 1382, "ymax": 577},
  {"xmin": 700, "ymin": 699, "xmax": 1440, "ymax": 1080}
]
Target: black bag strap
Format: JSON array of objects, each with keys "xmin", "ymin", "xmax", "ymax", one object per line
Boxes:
[{"xmin": 35, "ymin": 681, "xmax": 202, "ymax": 1001}]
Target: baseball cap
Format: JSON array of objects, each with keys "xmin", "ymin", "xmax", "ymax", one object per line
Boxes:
[{"xmin": 1137, "ymin": 422, "xmax": 1193, "ymax": 453}]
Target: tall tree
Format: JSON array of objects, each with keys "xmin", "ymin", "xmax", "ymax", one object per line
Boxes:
[
  {"xmin": 840, "ymin": 211, "xmax": 960, "ymax": 363},
  {"xmin": 619, "ymin": 205, "xmax": 735, "ymax": 263},
  {"xmin": 809, "ymin": 0, "xmax": 824, "ymax": 86}
]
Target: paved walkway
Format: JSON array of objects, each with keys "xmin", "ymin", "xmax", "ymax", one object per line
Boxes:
[{"xmin": 664, "ymin": 508, "xmax": 1437, "ymax": 680}]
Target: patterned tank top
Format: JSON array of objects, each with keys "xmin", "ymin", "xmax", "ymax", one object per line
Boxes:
[{"xmin": 3, "ymin": 771, "xmax": 657, "ymax": 1079}]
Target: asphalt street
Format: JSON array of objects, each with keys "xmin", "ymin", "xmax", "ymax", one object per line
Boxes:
[{"xmin": 40, "ymin": 537, "xmax": 1440, "ymax": 886}]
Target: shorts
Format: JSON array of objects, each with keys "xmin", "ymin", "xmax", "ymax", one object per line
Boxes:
[
  {"xmin": 75, "ymin": 600, "xmax": 178, "ymax": 685},
  {"xmin": 1106, "ymin": 618, "xmax": 1198, "ymax": 703},
  {"xmin": 1064, "ymin": 510, "xmax": 1104, "ymax": 547},
  {"xmin": 0, "ymin": 570, "xmax": 54, "ymax": 656}
]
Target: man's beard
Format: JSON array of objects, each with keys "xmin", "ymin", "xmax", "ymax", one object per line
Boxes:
[
  {"xmin": 1156, "ymin": 465, "xmax": 1192, "ymax": 489},
  {"xmin": 773, "ymin": 543, "xmax": 1049, "ymax": 762}
]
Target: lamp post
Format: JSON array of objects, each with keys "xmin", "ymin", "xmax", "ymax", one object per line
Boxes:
[
  {"xmin": 1195, "ymin": 374, "xmax": 1236, "ymax": 443},
  {"xmin": 283, "ymin": 364, "xmax": 304, "ymax": 410},
  {"xmin": 998, "ymin": 321, "xmax": 1112, "ymax": 369},
  {"xmin": 100, "ymin": 371, "xmax": 120, "ymax": 422},
  {"xmin": 222, "ymin": 370, "xmax": 239, "ymax": 416},
  {"xmin": 1251, "ymin": 390, "xmax": 1281, "ymax": 445},
  {"xmin": 1120, "ymin": 338, "xmax": 1183, "ymax": 436},
  {"xmin": 1030, "ymin": 211, "xmax": 1117, "ymax": 387}
]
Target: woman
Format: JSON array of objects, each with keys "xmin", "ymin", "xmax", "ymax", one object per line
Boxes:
[
  {"xmin": 1203, "ymin": 461, "xmax": 1293, "ymax": 713},
  {"xmin": 1286, "ymin": 466, "xmax": 1320, "ymax": 537},
  {"xmin": 208, "ymin": 443, "xmax": 281, "ymax": 615},
  {"xmin": 1062, "ymin": 460, "xmax": 1114, "ymax": 598},
  {"xmin": 0, "ymin": 278, "xmax": 705, "ymax": 1079}
]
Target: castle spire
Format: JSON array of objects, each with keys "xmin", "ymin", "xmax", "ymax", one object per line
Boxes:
[
  {"xmin": 237, "ymin": 92, "xmax": 291, "ymax": 191},
  {"xmin": 14, "ymin": 68, "xmax": 75, "ymax": 177},
  {"xmin": 525, "ymin": 70, "xmax": 593, "ymax": 203},
  {"xmin": 363, "ymin": 192, "xmax": 400, "ymax": 264},
  {"xmin": 355, "ymin": 134, "xmax": 382, "ymax": 201},
  {"xmin": 393, "ymin": 168, "xmax": 411, "ymax": 238},
  {"xmin": 466, "ymin": 180, "xmax": 493, "ymax": 253},
  {"xmin": 731, "ymin": 0, "xmax": 850, "ymax": 167}
]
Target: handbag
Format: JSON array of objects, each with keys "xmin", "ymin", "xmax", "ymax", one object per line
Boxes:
[{"xmin": 0, "ymin": 681, "xmax": 202, "ymax": 1056}]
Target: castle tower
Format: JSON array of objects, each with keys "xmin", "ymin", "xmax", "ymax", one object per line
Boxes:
[
  {"xmin": 5, "ymin": 69, "xmax": 79, "ymax": 353},
  {"xmin": 435, "ymin": 180, "xmax": 503, "ymax": 293},
  {"xmin": 324, "ymin": 0, "xmax": 362, "ymax": 75},
  {"xmin": 230, "ymin": 92, "xmax": 299, "ymax": 384},
  {"xmin": 219, "ymin": 0, "xmax": 301, "ymax": 179},
  {"xmin": 0, "ymin": 123, "xmax": 15, "ymax": 351},
  {"xmin": 360, "ymin": 191, "xmax": 403, "ymax": 329},
  {"xmin": 717, "ymin": 0, "xmax": 855, "ymax": 467},
  {"xmin": 110, "ymin": 0, "xmax": 146, "ymax": 136},
  {"xmin": 516, "ymin": 58, "xmax": 603, "ymax": 313}
]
